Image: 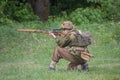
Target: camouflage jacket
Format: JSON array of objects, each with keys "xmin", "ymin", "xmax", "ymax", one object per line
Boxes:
[{"xmin": 55, "ymin": 29, "xmax": 80, "ymax": 48}]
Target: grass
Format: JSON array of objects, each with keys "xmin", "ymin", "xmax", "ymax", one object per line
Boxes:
[{"xmin": 0, "ymin": 21, "xmax": 120, "ymax": 80}]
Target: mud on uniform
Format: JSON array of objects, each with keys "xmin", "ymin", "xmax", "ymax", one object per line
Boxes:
[{"xmin": 51, "ymin": 29, "xmax": 90, "ymax": 70}]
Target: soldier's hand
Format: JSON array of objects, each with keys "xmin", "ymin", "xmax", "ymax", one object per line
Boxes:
[{"xmin": 49, "ymin": 32, "xmax": 56, "ymax": 39}]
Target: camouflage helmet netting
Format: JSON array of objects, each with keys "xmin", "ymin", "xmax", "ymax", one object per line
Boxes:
[{"xmin": 60, "ymin": 21, "xmax": 75, "ymax": 30}]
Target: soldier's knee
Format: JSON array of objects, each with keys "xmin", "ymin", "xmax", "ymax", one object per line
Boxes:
[{"xmin": 56, "ymin": 46, "xmax": 63, "ymax": 51}]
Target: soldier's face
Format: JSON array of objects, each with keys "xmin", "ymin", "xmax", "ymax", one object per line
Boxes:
[{"xmin": 63, "ymin": 30, "xmax": 70, "ymax": 35}]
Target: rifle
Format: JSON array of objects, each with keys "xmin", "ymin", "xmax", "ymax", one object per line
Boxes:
[{"xmin": 17, "ymin": 29, "xmax": 64, "ymax": 36}]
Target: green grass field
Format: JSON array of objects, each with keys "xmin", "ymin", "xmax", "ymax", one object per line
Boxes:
[{"xmin": 0, "ymin": 22, "xmax": 120, "ymax": 80}]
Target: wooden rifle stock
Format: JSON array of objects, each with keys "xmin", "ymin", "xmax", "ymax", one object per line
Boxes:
[{"xmin": 17, "ymin": 29, "xmax": 64, "ymax": 36}]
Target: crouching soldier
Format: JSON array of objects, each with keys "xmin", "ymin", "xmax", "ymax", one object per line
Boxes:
[{"xmin": 48, "ymin": 21, "xmax": 92, "ymax": 71}]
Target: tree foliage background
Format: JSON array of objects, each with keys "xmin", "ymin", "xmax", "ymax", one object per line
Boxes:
[{"xmin": 0, "ymin": 0, "xmax": 120, "ymax": 24}]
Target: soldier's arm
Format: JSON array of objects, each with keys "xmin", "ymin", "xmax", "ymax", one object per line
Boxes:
[{"xmin": 55, "ymin": 33, "xmax": 75, "ymax": 47}]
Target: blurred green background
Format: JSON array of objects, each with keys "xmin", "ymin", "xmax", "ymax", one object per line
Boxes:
[{"xmin": 0, "ymin": 0, "xmax": 120, "ymax": 80}]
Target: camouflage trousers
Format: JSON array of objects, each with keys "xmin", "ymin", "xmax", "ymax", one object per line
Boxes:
[{"xmin": 51, "ymin": 46, "xmax": 87, "ymax": 70}]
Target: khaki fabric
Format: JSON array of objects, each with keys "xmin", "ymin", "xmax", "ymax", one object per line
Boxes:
[
  {"xmin": 51, "ymin": 47, "xmax": 87, "ymax": 69},
  {"xmin": 81, "ymin": 51, "xmax": 92, "ymax": 61},
  {"xmin": 68, "ymin": 47, "xmax": 92, "ymax": 61}
]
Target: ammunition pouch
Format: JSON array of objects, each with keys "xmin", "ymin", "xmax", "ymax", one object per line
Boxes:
[
  {"xmin": 68, "ymin": 47, "xmax": 92, "ymax": 61},
  {"xmin": 81, "ymin": 51, "xmax": 92, "ymax": 61}
]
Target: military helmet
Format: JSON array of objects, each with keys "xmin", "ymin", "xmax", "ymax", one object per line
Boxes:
[{"xmin": 60, "ymin": 21, "xmax": 75, "ymax": 30}]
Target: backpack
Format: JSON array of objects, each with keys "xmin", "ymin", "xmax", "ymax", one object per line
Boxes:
[{"xmin": 75, "ymin": 30, "xmax": 92, "ymax": 47}]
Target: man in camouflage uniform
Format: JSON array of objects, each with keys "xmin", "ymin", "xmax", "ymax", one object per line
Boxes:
[{"xmin": 48, "ymin": 21, "xmax": 91, "ymax": 71}]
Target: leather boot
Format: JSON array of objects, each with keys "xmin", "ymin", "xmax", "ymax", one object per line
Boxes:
[
  {"xmin": 81, "ymin": 63, "xmax": 89, "ymax": 71},
  {"xmin": 48, "ymin": 61, "xmax": 56, "ymax": 71}
]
